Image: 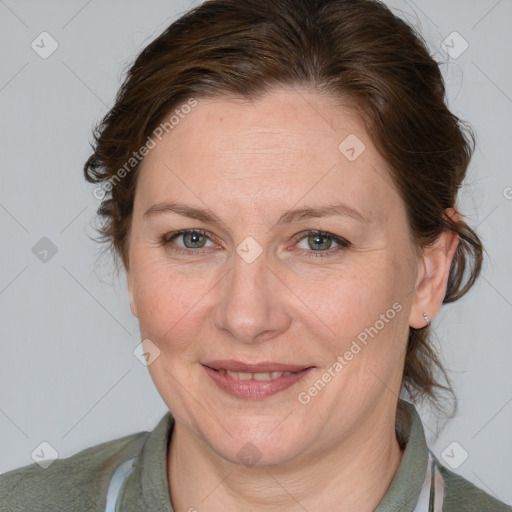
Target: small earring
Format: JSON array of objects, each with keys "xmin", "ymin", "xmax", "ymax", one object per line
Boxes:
[{"xmin": 423, "ymin": 313, "xmax": 430, "ymax": 327}]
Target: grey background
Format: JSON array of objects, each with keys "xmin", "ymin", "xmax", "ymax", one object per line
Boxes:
[{"xmin": 0, "ymin": 0, "xmax": 511, "ymax": 505}]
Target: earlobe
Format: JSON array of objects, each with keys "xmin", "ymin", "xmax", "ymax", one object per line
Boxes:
[{"xmin": 409, "ymin": 209, "xmax": 460, "ymax": 329}]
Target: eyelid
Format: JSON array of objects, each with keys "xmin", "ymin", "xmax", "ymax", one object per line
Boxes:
[
  {"xmin": 163, "ymin": 228, "xmax": 218, "ymax": 246},
  {"xmin": 291, "ymin": 229, "xmax": 350, "ymax": 246},
  {"xmin": 291, "ymin": 230, "xmax": 351, "ymax": 256}
]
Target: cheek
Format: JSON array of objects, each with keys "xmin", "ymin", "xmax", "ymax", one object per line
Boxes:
[
  {"xmin": 131, "ymin": 257, "xmax": 214, "ymax": 342},
  {"xmin": 296, "ymin": 256, "xmax": 406, "ymax": 339},
  {"xmin": 306, "ymin": 262, "xmax": 410, "ymax": 389}
]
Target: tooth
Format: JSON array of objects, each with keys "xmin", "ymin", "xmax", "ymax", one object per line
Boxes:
[
  {"xmin": 253, "ymin": 372, "xmax": 273, "ymax": 380},
  {"xmin": 221, "ymin": 370, "xmax": 296, "ymax": 380}
]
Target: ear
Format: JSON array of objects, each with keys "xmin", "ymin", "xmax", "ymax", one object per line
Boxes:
[
  {"xmin": 409, "ymin": 208, "xmax": 459, "ymax": 328},
  {"xmin": 127, "ymin": 272, "xmax": 138, "ymax": 318}
]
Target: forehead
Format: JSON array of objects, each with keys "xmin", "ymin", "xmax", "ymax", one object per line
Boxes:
[
  {"xmin": 135, "ymin": 89, "xmax": 399, "ymax": 220},
  {"xmin": 145, "ymin": 89, "xmax": 365, "ymax": 158}
]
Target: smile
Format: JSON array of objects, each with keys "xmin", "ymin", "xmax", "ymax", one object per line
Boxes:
[{"xmin": 201, "ymin": 361, "xmax": 313, "ymax": 399}]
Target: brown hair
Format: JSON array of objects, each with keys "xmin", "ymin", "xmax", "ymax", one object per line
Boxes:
[{"xmin": 84, "ymin": 0, "xmax": 483, "ymax": 407}]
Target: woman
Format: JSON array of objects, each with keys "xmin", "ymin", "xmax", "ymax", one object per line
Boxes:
[{"xmin": 1, "ymin": 0, "xmax": 510, "ymax": 510}]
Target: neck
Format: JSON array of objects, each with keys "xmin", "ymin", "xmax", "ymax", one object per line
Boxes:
[{"xmin": 168, "ymin": 403, "xmax": 403, "ymax": 512}]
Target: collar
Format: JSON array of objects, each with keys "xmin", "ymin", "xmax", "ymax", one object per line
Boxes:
[{"xmin": 375, "ymin": 400, "xmax": 430, "ymax": 511}]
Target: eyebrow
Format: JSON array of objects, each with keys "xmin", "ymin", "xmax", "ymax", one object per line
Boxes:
[{"xmin": 143, "ymin": 200, "xmax": 371, "ymax": 227}]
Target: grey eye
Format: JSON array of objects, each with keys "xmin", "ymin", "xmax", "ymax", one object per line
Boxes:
[
  {"xmin": 181, "ymin": 231, "xmax": 208, "ymax": 248},
  {"xmin": 297, "ymin": 232, "xmax": 338, "ymax": 251}
]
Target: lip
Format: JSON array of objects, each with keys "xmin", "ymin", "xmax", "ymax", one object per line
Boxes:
[{"xmin": 201, "ymin": 360, "xmax": 314, "ymax": 400}]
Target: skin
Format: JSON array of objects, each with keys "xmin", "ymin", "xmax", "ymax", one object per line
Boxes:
[{"xmin": 126, "ymin": 88, "xmax": 459, "ymax": 511}]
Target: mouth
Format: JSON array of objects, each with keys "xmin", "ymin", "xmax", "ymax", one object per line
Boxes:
[{"xmin": 201, "ymin": 360, "xmax": 314, "ymax": 399}]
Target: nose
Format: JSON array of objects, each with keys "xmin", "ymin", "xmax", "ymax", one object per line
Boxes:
[{"xmin": 214, "ymin": 250, "xmax": 291, "ymax": 344}]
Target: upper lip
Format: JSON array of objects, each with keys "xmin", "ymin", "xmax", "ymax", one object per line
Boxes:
[{"xmin": 202, "ymin": 359, "xmax": 313, "ymax": 373}]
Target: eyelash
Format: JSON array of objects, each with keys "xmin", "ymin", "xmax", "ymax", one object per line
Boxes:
[{"xmin": 160, "ymin": 229, "xmax": 351, "ymax": 258}]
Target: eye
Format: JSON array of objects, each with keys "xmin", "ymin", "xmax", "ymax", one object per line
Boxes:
[
  {"xmin": 293, "ymin": 230, "xmax": 351, "ymax": 257},
  {"xmin": 161, "ymin": 229, "xmax": 217, "ymax": 254}
]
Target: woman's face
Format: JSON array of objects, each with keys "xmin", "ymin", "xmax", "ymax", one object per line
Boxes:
[{"xmin": 127, "ymin": 89, "xmax": 426, "ymax": 466}]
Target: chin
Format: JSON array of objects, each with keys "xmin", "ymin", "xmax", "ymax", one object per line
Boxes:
[{"xmin": 199, "ymin": 416, "xmax": 307, "ymax": 468}]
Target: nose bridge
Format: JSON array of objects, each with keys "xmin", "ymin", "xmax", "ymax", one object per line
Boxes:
[{"xmin": 215, "ymin": 248, "xmax": 285, "ymax": 343}]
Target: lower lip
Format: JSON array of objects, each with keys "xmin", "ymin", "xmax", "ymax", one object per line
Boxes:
[{"xmin": 202, "ymin": 365, "xmax": 313, "ymax": 399}]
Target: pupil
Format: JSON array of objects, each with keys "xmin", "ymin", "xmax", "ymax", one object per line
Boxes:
[
  {"xmin": 185, "ymin": 232, "xmax": 205, "ymax": 248},
  {"xmin": 310, "ymin": 234, "xmax": 331, "ymax": 251}
]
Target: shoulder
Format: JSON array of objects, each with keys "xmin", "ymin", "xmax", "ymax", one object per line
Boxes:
[
  {"xmin": 438, "ymin": 461, "xmax": 512, "ymax": 511},
  {"xmin": 0, "ymin": 429, "xmax": 149, "ymax": 512}
]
